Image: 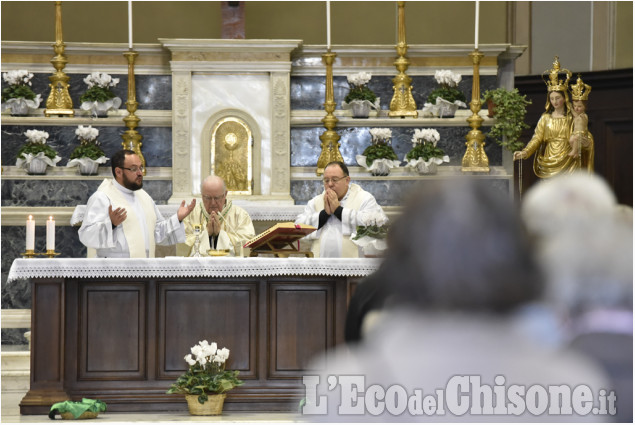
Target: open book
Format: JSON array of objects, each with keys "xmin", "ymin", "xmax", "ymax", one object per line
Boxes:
[{"xmin": 243, "ymin": 222, "xmax": 316, "ymax": 250}]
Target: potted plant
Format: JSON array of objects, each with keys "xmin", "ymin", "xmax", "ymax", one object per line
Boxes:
[
  {"xmin": 423, "ymin": 70, "xmax": 467, "ymax": 118},
  {"xmin": 351, "ymin": 211, "xmax": 389, "ymax": 257},
  {"xmin": 167, "ymin": 340, "xmax": 243, "ymax": 416},
  {"xmin": 16, "ymin": 130, "xmax": 61, "ymax": 175},
  {"xmin": 79, "ymin": 72, "xmax": 122, "ymax": 117},
  {"xmin": 356, "ymin": 128, "xmax": 401, "ymax": 176},
  {"xmin": 481, "ymin": 87, "xmax": 532, "ymax": 152},
  {"xmin": 405, "ymin": 128, "xmax": 449, "ymax": 175},
  {"xmin": 67, "ymin": 125, "xmax": 109, "ymax": 175},
  {"xmin": 1, "ymin": 70, "xmax": 41, "ymax": 116},
  {"xmin": 342, "ymin": 71, "xmax": 380, "ymax": 118}
]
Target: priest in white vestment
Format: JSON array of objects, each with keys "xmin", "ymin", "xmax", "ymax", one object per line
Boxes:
[
  {"xmin": 179, "ymin": 175, "xmax": 255, "ymax": 256},
  {"xmin": 78, "ymin": 150, "xmax": 195, "ymax": 258},
  {"xmin": 295, "ymin": 161, "xmax": 386, "ymax": 258}
]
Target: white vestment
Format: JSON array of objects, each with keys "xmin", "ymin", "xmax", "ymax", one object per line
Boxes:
[
  {"xmin": 295, "ymin": 183, "xmax": 386, "ymax": 258},
  {"xmin": 178, "ymin": 200, "xmax": 255, "ymax": 257},
  {"xmin": 78, "ymin": 179, "xmax": 185, "ymax": 258}
]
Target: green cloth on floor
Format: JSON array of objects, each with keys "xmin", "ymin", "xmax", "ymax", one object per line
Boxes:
[{"xmin": 49, "ymin": 398, "xmax": 106, "ymax": 419}]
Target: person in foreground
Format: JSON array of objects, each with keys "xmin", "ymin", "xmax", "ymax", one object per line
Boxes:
[
  {"xmin": 179, "ymin": 175, "xmax": 255, "ymax": 256},
  {"xmin": 295, "ymin": 161, "xmax": 386, "ymax": 258},
  {"xmin": 78, "ymin": 150, "xmax": 195, "ymax": 258},
  {"xmin": 303, "ymin": 179, "xmax": 610, "ymax": 422}
]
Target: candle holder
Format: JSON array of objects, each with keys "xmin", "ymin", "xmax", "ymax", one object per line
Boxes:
[
  {"xmin": 44, "ymin": 250, "xmax": 61, "ymax": 258},
  {"xmin": 388, "ymin": 1, "xmax": 417, "ymax": 118},
  {"xmin": 121, "ymin": 50, "xmax": 146, "ymax": 175},
  {"xmin": 316, "ymin": 50, "xmax": 343, "ymax": 176},
  {"xmin": 461, "ymin": 49, "xmax": 490, "ymax": 173},
  {"xmin": 21, "ymin": 250, "xmax": 37, "ymax": 258},
  {"xmin": 44, "ymin": 1, "xmax": 74, "ymax": 117},
  {"xmin": 191, "ymin": 225, "xmax": 202, "ymax": 257}
]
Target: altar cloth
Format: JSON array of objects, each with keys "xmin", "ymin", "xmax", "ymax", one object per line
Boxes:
[{"xmin": 7, "ymin": 257, "xmax": 381, "ymax": 282}]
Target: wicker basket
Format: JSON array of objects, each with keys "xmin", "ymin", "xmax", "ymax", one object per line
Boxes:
[
  {"xmin": 185, "ymin": 394, "xmax": 226, "ymax": 416},
  {"xmin": 60, "ymin": 411, "xmax": 99, "ymax": 420}
]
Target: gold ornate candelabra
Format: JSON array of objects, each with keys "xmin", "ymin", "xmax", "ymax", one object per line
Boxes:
[
  {"xmin": 388, "ymin": 1, "xmax": 417, "ymax": 118},
  {"xmin": 44, "ymin": 1, "xmax": 74, "ymax": 117},
  {"xmin": 121, "ymin": 50, "xmax": 146, "ymax": 174},
  {"xmin": 316, "ymin": 51, "xmax": 343, "ymax": 176},
  {"xmin": 461, "ymin": 50, "xmax": 490, "ymax": 172}
]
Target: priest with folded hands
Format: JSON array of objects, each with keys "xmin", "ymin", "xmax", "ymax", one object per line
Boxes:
[
  {"xmin": 179, "ymin": 175, "xmax": 255, "ymax": 257},
  {"xmin": 295, "ymin": 161, "xmax": 387, "ymax": 258}
]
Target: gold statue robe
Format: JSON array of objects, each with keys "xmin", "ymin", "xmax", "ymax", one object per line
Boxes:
[{"xmin": 521, "ymin": 113, "xmax": 594, "ymax": 178}]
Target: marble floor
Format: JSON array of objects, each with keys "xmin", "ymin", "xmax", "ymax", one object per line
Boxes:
[{"xmin": 1, "ymin": 389, "xmax": 302, "ymax": 423}]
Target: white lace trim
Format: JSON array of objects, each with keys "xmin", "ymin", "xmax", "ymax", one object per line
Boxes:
[
  {"xmin": 7, "ymin": 257, "xmax": 380, "ymax": 282},
  {"xmin": 70, "ymin": 205, "xmax": 306, "ymax": 226}
]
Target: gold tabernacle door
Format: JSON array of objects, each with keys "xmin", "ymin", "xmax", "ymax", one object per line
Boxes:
[{"xmin": 244, "ymin": 222, "xmax": 316, "ymax": 258}]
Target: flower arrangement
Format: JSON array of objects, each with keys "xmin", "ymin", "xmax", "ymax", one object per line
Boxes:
[
  {"xmin": 17, "ymin": 130, "xmax": 58, "ymax": 160},
  {"xmin": 356, "ymin": 128, "xmax": 401, "ymax": 176},
  {"xmin": 70, "ymin": 126, "xmax": 106, "ymax": 160},
  {"xmin": 342, "ymin": 72, "xmax": 380, "ymax": 117},
  {"xmin": 351, "ymin": 211, "xmax": 389, "ymax": 256},
  {"xmin": 426, "ymin": 70, "xmax": 466, "ymax": 104},
  {"xmin": 405, "ymin": 128, "xmax": 449, "ymax": 175},
  {"xmin": 1, "ymin": 70, "xmax": 38, "ymax": 101},
  {"xmin": 167, "ymin": 340, "xmax": 243, "ymax": 405},
  {"xmin": 1, "ymin": 70, "xmax": 42, "ymax": 115},
  {"xmin": 79, "ymin": 72, "xmax": 122, "ymax": 116}
]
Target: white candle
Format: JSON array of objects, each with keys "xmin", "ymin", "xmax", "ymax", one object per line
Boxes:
[
  {"xmin": 128, "ymin": 1, "xmax": 133, "ymax": 49},
  {"xmin": 474, "ymin": 0, "xmax": 480, "ymax": 50},
  {"xmin": 326, "ymin": 1, "xmax": 331, "ymax": 50},
  {"xmin": 46, "ymin": 216, "xmax": 55, "ymax": 251},
  {"xmin": 26, "ymin": 215, "xmax": 35, "ymax": 251}
]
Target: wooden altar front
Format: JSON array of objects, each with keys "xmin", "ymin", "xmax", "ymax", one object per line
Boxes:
[{"xmin": 8, "ymin": 258, "xmax": 379, "ymax": 414}]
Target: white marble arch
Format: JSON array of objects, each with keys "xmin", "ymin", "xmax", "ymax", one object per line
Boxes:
[{"xmin": 159, "ymin": 39, "xmax": 302, "ymax": 205}]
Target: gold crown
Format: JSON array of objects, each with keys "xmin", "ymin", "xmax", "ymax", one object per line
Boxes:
[
  {"xmin": 570, "ymin": 74, "xmax": 592, "ymax": 101},
  {"xmin": 542, "ymin": 56, "xmax": 572, "ymax": 93}
]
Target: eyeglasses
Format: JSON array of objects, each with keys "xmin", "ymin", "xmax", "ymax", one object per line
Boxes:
[
  {"xmin": 322, "ymin": 176, "xmax": 347, "ymax": 185},
  {"xmin": 202, "ymin": 194, "xmax": 226, "ymax": 203},
  {"xmin": 120, "ymin": 166, "xmax": 145, "ymax": 173}
]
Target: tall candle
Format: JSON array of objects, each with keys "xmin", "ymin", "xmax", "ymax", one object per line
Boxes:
[
  {"xmin": 474, "ymin": 0, "xmax": 480, "ymax": 50},
  {"xmin": 326, "ymin": 1, "xmax": 331, "ymax": 50},
  {"xmin": 128, "ymin": 1, "xmax": 133, "ymax": 49},
  {"xmin": 46, "ymin": 216, "xmax": 55, "ymax": 251},
  {"xmin": 26, "ymin": 215, "xmax": 35, "ymax": 251}
]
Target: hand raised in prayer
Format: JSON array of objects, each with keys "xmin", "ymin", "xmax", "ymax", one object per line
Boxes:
[
  {"xmin": 207, "ymin": 211, "xmax": 221, "ymax": 237},
  {"xmin": 325, "ymin": 188, "xmax": 340, "ymax": 214},
  {"xmin": 177, "ymin": 199, "xmax": 196, "ymax": 222},
  {"xmin": 108, "ymin": 205, "xmax": 127, "ymax": 227}
]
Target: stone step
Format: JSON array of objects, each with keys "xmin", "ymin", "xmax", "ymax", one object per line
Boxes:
[{"xmin": 1, "ymin": 351, "xmax": 30, "ymax": 392}]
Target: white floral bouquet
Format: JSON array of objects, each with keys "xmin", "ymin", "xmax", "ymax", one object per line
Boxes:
[
  {"xmin": 434, "ymin": 69, "xmax": 462, "ymax": 87},
  {"xmin": 356, "ymin": 128, "xmax": 400, "ymax": 175},
  {"xmin": 16, "ymin": 129, "xmax": 61, "ymax": 170},
  {"xmin": 423, "ymin": 69, "xmax": 467, "ymax": 117},
  {"xmin": 167, "ymin": 340, "xmax": 243, "ymax": 404},
  {"xmin": 351, "ymin": 210, "xmax": 389, "ymax": 256},
  {"xmin": 343, "ymin": 71, "xmax": 380, "ymax": 112},
  {"xmin": 405, "ymin": 128, "xmax": 449, "ymax": 174},
  {"xmin": 1, "ymin": 69, "xmax": 41, "ymax": 113},
  {"xmin": 80, "ymin": 72, "xmax": 122, "ymax": 116},
  {"xmin": 75, "ymin": 125, "xmax": 99, "ymax": 142},
  {"xmin": 68, "ymin": 126, "xmax": 108, "ymax": 169}
]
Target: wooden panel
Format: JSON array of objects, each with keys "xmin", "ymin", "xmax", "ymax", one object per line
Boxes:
[
  {"xmin": 79, "ymin": 283, "xmax": 146, "ymax": 380},
  {"xmin": 157, "ymin": 282, "xmax": 257, "ymax": 379},
  {"xmin": 31, "ymin": 281, "xmax": 64, "ymax": 384},
  {"xmin": 269, "ymin": 282, "xmax": 334, "ymax": 378}
]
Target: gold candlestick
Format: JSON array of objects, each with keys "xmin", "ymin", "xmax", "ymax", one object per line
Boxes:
[
  {"xmin": 316, "ymin": 51, "xmax": 343, "ymax": 176},
  {"xmin": 21, "ymin": 250, "xmax": 37, "ymax": 258},
  {"xmin": 121, "ymin": 50, "xmax": 146, "ymax": 175},
  {"xmin": 461, "ymin": 49, "xmax": 490, "ymax": 172},
  {"xmin": 44, "ymin": 250, "xmax": 61, "ymax": 258},
  {"xmin": 44, "ymin": 1, "xmax": 74, "ymax": 117},
  {"xmin": 388, "ymin": 1, "xmax": 417, "ymax": 118}
]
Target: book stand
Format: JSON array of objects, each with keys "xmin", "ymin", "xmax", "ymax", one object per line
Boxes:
[{"xmin": 244, "ymin": 223, "xmax": 316, "ymax": 258}]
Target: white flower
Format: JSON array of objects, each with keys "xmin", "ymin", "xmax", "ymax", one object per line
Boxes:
[
  {"xmin": 369, "ymin": 128, "xmax": 392, "ymax": 142},
  {"xmin": 434, "ymin": 69, "xmax": 462, "ymax": 87},
  {"xmin": 75, "ymin": 125, "xmax": 99, "ymax": 142},
  {"xmin": 83, "ymin": 72, "xmax": 119, "ymax": 89},
  {"xmin": 184, "ymin": 354, "xmax": 196, "ymax": 366},
  {"xmin": 3, "ymin": 70, "xmax": 34, "ymax": 86},
  {"xmin": 412, "ymin": 128, "xmax": 440, "ymax": 146},
  {"xmin": 359, "ymin": 211, "xmax": 388, "ymax": 227},
  {"xmin": 347, "ymin": 71, "xmax": 372, "ymax": 87},
  {"xmin": 24, "ymin": 129, "xmax": 49, "ymax": 144}
]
